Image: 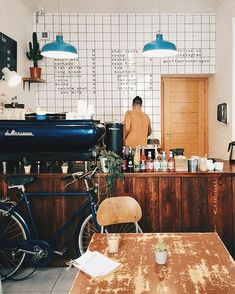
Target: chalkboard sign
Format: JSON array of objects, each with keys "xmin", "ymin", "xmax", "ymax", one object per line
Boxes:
[{"xmin": 0, "ymin": 32, "xmax": 17, "ymax": 79}]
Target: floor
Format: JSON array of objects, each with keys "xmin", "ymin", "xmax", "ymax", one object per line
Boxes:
[{"xmin": 1, "ymin": 267, "xmax": 77, "ymax": 294}]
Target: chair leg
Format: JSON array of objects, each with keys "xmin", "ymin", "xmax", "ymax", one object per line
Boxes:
[
  {"xmin": 138, "ymin": 224, "xmax": 143, "ymax": 233},
  {"xmin": 135, "ymin": 222, "xmax": 143, "ymax": 233},
  {"xmin": 135, "ymin": 222, "xmax": 138, "ymax": 233}
]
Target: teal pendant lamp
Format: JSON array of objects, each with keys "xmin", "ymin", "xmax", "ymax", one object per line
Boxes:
[
  {"xmin": 41, "ymin": 35, "xmax": 78, "ymax": 59},
  {"xmin": 143, "ymin": 33, "xmax": 178, "ymax": 58},
  {"xmin": 143, "ymin": 0, "xmax": 177, "ymax": 58}
]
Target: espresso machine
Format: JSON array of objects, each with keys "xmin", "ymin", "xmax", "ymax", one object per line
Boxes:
[
  {"xmin": 228, "ymin": 141, "xmax": 235, "ymax": 163},
  {"xmin": 0, "ymin": 119, "xmax": 105, "ymax": 173}
]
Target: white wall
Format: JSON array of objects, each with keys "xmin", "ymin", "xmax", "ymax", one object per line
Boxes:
[
  {"xmin": 22, "ymin": 0, "xmax": 219, "ymax": 13},
  {"xmin": 208, "ymin": 0, "xmax": 235, "ymax": 159},
  {"xmin": 0, "ymin": 0, "xmax": 34, "ymax": 108},
  {"xmin": 233, "ymin": 18, "xmax": 235, "ymax": 142}
]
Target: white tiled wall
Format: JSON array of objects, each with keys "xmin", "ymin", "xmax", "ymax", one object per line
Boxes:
[{"xmin": 34, "ymin": 13, "xmax": 216, "ymax": 140}]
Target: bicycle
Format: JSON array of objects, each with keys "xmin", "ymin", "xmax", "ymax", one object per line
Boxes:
[
  {"xmin": 0, "ymin": 166, "xmax": 100, "ymax": 281},
  {"xmin": 0, "ymin": 165, "xmax": 141, "ymax": 281}
]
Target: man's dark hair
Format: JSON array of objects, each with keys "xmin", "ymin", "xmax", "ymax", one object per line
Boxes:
[{"xmin": 133, "ymin": 96, "xmax": 142, "ymax": 106}]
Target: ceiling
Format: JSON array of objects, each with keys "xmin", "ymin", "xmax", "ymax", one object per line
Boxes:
[{"xmin": 19, "ymin": 0, "xmax": 223, "ymax": 13}]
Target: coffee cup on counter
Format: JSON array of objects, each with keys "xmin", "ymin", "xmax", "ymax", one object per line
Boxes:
[
  {"xmin": 188, "ymin": 159, "xmax": 198, "ymax": 172},
  {"xmin": 214, "ymin": 162, "xmax": 224, "ymax": 171},
  {"xmin": 207, "ymin": 159, "xmax": 215, "ymax": 171},
  {"xmin": 198, "ymin": 157, "xmax": 208, "ymax": 172}
]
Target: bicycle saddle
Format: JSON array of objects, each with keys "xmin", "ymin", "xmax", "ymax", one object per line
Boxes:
[{"xmin": 5, "ymin": 176, "xmax": 34, "ymax": 186}]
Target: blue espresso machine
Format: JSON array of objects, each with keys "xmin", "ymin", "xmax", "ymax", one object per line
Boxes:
[{"xmin": 0, "ymin": 120, "xmax": 105, "ymax": 162}]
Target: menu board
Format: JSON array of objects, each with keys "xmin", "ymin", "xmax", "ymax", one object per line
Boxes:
[{"xmin": 0, "ymin": 32, "xmax": 17, "ymax": 79}]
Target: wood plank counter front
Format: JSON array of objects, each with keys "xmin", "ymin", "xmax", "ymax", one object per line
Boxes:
[{"xmin": 0, "ymin": 161, "xmax": 234, "ymax": 264}]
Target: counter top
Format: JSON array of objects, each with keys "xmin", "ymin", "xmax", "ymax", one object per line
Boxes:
[{"xmin": 2, "ymin": 160, "xmax": 234, "ymax": 177}]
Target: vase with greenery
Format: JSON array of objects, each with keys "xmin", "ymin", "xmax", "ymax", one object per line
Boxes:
[
  {"xmin": 22, "ymin": 157, "xmax": 31, "ymax": 174},
  {"xmin": 26, "ymin": 32, "xmax": 43, "ymax": 79},
  {"xmin": 61, "ymin": 161, "xmax": 69, "ymax": 174},
  {"xmin": 154, "ymin": 238, "xmax": 168, "ymax": 264},
  {"xmin": 100, "ymin": 150, "xmax": 124, "ymax": 197}
]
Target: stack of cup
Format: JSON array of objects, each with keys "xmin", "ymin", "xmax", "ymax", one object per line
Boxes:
[
  {"xmin": 198, "ymin": 157, "xmax": 208, "ymax": 172},
  {"xmin": 207, "ymin": 159, "xmax": 215, "ymax": 171},
  {"xmin": 214, "ymin": 162, "xmax": 224, "ymax": 171}
]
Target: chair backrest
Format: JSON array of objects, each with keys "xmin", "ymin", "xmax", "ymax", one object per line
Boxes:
[{"xmin": 97, "ymin": 196, "xmax": 142, "ymax": 229}]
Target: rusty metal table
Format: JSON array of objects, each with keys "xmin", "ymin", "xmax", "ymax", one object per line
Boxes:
[{"xmin": 69, "ymin": 233, "xmax": 235, "ymax": 294}]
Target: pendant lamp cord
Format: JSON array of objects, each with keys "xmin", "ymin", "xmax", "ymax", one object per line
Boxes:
[
  {"xmin": 158, "ymin": 0, "xmax": 161, "ymax": 34},
  {"xmin": 58, "ymin": 0, "xmax": 62, "ymax": 35}
]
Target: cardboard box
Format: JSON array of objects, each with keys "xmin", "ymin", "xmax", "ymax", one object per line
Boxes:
[{"xmin": 175, "ymin": 157, "xmax": 188, "ymax": 172}]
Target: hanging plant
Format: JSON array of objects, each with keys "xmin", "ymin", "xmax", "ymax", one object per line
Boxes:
[{"xmin": 100, "ymin": 150, "xmax": 124, "ymax": 197}]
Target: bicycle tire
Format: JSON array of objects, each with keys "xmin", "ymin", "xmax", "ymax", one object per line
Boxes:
[
  {"xmin": 76, "ymin": 213, "xmax": 99, "ymax": 256},
  {"xmin": 105, "ymin": 223, "xmax": 143, "ymax": 234},
  {"xmin": 0, "ymin": 208, "xmax": 28, "ymax": 280},
  {"xmin": 76, "ymin": 213, "xmax": 143, "ymax": 256}
]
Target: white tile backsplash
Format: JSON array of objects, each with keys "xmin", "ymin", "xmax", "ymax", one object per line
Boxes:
[{"xmin": 35, "ymin": 12, "xmax": 216, "ymax": 141}]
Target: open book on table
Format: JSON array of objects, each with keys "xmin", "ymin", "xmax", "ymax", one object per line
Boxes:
[{"xmin": 71, "ymin": 251, "xmax": 122, "ymax": 279}]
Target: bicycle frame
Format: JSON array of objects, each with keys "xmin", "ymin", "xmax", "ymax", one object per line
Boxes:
[{"xmin": 2, "ymin": 189, "xmax": 100, "ymax": 247}]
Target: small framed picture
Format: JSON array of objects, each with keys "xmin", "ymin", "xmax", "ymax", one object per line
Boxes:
[{"xmin": 217, "ymin": 103, "xmax": 228, "ymax": 124}]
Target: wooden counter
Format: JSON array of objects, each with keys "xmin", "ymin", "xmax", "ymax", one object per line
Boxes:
[{"xmin": 0, "ymin": 161, "xmax": 234, "ymax": 264}]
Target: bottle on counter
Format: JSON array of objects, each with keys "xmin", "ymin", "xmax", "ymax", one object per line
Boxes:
[
  {"xmin": 127, "ymin": 148, "xmax": 134, "ymax": 173},
  {"xmin": 35, "ymin": 161, "xmax": 41, "ymax": 174},
  {"xmin": 154, "ymin": 152, "xmax": 161, "ymax": 171},
  {"xmin": 160, "ymin": 151, "xmax": 168, "ymax": 172},
  {"xmin": 167, "ymin": 151, "xmax": 175, "ymax": 172},
  {"xmin": 134, "ymin": 146, "xmax": 141, "ymax": 172},
  {"xmin": 140, "ymin": 147, "xmax": 146, "ymax": 172},
  {"xmin": 122, "ymin": 146, "xmax": 127, "ymax": 172},
  {"xmin": 146, "ymin": 151, "xmax": 154, "ymax": 172}
]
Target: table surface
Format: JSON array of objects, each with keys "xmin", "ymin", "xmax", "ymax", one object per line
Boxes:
[{"xmin": 69, "ymin": 232, "xmax": 235, "ymax": 294}]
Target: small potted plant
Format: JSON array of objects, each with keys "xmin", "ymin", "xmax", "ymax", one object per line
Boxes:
[
  {"xmin": 61, "ymin": 162, "xmax": 69, "ymax": 174},
  {"xmin": 22, "ymin": 157, "xmax": 31, "ymax": 174},
  {"xmin": 154, "ymin": 238, "xmax": 168, "ymax": 265},
  {"xmin": 26, "ymin": 32, "xmax": 43, "ymax": 79},
  {"xmin": 99, "ymin": 150, "xmax": 124, "ymax": 197}
]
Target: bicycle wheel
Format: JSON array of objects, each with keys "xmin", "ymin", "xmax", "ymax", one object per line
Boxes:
[
  {"xmin": 76, "ymin": 213, "xmax": 100, "ymax": 256},
  {"xmin": 103, "ymin": 222, "xmax": 143, "ymax": 234},
  {"xmin": 0, "ymin": 208, "xmax": 28, "ymax": 280}
]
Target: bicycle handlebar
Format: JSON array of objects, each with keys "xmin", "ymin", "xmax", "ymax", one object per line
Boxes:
[{"xmin": 61, "ymin": 166, "xmax": 100, "ymax": 182}]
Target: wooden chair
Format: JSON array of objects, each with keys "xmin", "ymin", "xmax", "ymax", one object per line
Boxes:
[{"xmin": 97, "ymin": 196, "xmax": 143, "ymax": 233}]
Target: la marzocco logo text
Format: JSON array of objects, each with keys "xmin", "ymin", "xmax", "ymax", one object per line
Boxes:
[{"xmin": 5, "ymin": 130, "xmax": 34, "ymax": 136}]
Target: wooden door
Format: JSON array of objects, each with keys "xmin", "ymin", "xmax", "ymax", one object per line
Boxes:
[{"xmin": 161, "ymin": 77, "xmax": 208, "ymax": 157}]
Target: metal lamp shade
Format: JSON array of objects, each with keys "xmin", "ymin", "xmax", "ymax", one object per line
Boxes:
[
  {"xmin": 41, "ymin": 35, "xmax": 78, "ymax": 59},
  {"xmin": 143, "ymin": 33, "xmax": 178, "ymax": 58}
]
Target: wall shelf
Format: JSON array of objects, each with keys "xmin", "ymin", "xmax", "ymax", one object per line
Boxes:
[{"xmin": 22, "ymin": 77, "xmax": 46, "ymax": 90}]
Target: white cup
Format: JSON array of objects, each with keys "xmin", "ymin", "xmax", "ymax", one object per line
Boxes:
[
  {"xmin": 61, "ymin": 165, "xmax": 68, "ymax": 174},
  {"xmin": 199, "ymin": 157, "xmax": 208, "ymax": 172},
  {"xmin": 207, "ymin": 160, "xmax": 215, "ymax": 171},
  {"xmin": 106, "ymin": 234, "xmax": 120, "ymax": 253},
  {"xmin": 24, "ymin": 165, "xmax": 31, "ymax": 174},
  {"xmin": 214, "ymin": 162, "xmax": 224, "ymax": 171}
]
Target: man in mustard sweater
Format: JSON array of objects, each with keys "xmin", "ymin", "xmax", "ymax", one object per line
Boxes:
[{"xmin": 124, "ymin": 96, "xmax": 152, "ymax": 147}]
